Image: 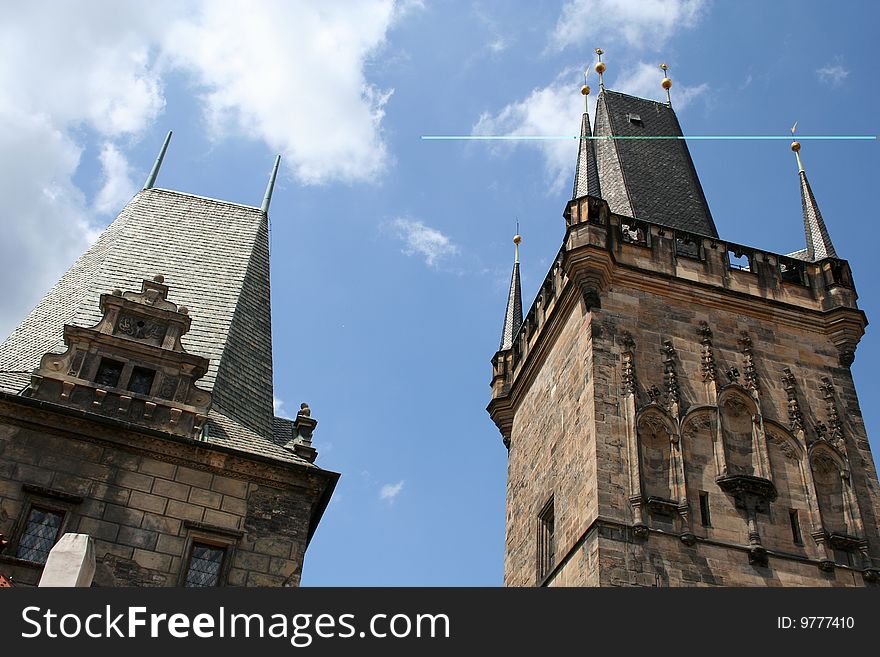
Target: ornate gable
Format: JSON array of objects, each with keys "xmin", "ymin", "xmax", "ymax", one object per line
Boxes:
[{"xmin": 27, "ymin": 275, "xmax": 211, "ymax": 439}]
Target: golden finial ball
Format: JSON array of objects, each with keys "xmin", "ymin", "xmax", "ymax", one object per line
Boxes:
[
  {"xmin": 581, "ymin": 84, "xmax": 591, "ymax": 96},
  {"xmin": 595, "ymin": 61, "xmax": 606, "ymax": 75},
  {"xmin": 790, "ymin": 140, "xmax": 801, "ymax": 153},
  {"xmin": 661, "ymin": 77, "xmax": 673, "ymax": 90},
  {"xmin": 513, "ymin": 234, "xmax": 522, "ymax": 245}
]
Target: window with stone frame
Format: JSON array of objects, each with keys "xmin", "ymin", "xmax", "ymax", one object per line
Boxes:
[
  {"xmin": 184, "ymin": 542, "xmax": 227, "ymax": 587},
  {"xmin": 537, "ymin": 498, "xmax": 555, "ymax": 582},
  {"xmin": 94, "ymin": 357, "xmax": 124, "ymax": 388},
  {"xmin": 11, "ymin": 485, "xmax": 82, "ymax": 565},
  {"xmin": 15, "ymin": 507, "xmax": 64, "ymax": 564},
  {"xmin": 177, "ymin": 521, "xmax": 242, "ymax": 587}
]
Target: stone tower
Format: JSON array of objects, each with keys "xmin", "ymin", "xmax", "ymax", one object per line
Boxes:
[
  {"xmin": 0, "ymin": 138, "xmax": 338, "ymax": 586},
  {"xmin": 488, "ymin": 67, "xmax": 879, "ymax": 586}
]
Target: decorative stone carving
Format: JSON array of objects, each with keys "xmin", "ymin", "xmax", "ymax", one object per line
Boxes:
[
  {"xmin": 698, "ymin": 322, "xmax": 717, "ymax": 383},
  {"xmin": 738, "ymin": 332, "xmax": 759, "ymax": 394},
  {"xmin": 781, "ymin": 368, "xmax": 805, "ymax": 433},
  {"xmin": 620, "ymin": 332, "xmax": 636, "ymax": 396},
  {"xmin": 284, "ymin": 402, "xmax": 319, "ymax": 463},
  {"xmin": 662, "ymin": 340, "xmax": 680, "ymax": 416},
  {"xmin": 26, "ymin": 277, "xmax": 212, "ymax": 439},
  {"xmin": 819, "ymin": 377, "xmax": 844, "ymax": 449},
  {"xmin": 115, "ymin": 314, "xmax": 167, "ymax": 345}
]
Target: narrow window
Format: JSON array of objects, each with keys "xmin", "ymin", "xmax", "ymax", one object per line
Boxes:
[
  {"xmin": 95, "ymin": 358, "xmax": 124, "ymax": 388},
  {"xmin": 699, "ymin": 491, "xmax": 711, "ymax": 527},
  {"xmin": 129, "ymin": 367, "xmax": 156, "ymax": 396},
  {"xmin": 16, "ymin": 507, "xmax": 64, "ymax": 564},
  {"xmin": 537, "ymin": 498, "xmax": 555, "ymax": 581},
  {"xmin": 789, "ymin": 509, "xmax": 802, "ymax": 544},
  {"xmin": 184, "ymin": 543, "xmax": 226, "ymax": 587}
]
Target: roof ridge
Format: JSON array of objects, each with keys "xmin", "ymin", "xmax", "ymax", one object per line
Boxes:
[{"xmin": 150, "ymin": 187, "xmax": 263, "ymax": 212}]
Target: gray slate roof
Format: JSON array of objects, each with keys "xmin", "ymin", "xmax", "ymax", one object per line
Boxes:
[
  {"xmin": 798, "ymin": 170, "xmax": 837, "ymax": 261},
  {"xmin": 499, "ymin": 262, "xmax": 522, "ymax": 351},
  {"xmin": 572, "ymin": 111, "xmax": 601, "ymax": 200},
  {"xmin": 592, "ymin": 90, "xmax": 719, "ymax": 238},
  {"xmin": 0, "ymin": 188, "xmax": 312, "ymax": 467}
]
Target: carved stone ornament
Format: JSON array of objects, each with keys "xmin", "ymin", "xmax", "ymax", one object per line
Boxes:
[
  {"xmin": 738, "ymin": 332, "xmax": 759, "ymax": 393},
  {"xmin": 662, "ymin": 340, "xmax": 680, "ymax": 413},
  {"xmin": 781, "ymin": 368, "xmax": 805, "ymax": 432},
  {"xmin": 620, "ymin": 332, "xmax": 637, "ymax": 396},
  {"xmin": 716, "ymin": 474, "xmax": 777, "ymax": 512},
  {"xmin": 26, "ymin": 276, "xmax": 213, "ymax": 440},
  {"xmin": 698, "ymin": 321, "xmax": 717, "ymax": 382}
]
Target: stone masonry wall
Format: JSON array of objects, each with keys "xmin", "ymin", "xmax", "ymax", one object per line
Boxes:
[
  {"xmin": 503, "ymin": 274, "xmax": 879, "ymax": 586},
  {"xmin": 587, "ymin": 276, "xmax": 880, "ymax": 585},
  {"xmin": 0, "ymin": 407, "xmax": 327, "ymax": 587},
  {"xmin": 505, "ymin": 295, "xmax": 598, "ymax": 587}
]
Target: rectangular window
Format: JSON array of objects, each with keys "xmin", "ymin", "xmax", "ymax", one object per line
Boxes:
[
  {"xmin": 699, "ymin": 491, "xmax": 711, "ymax": 527},
  {"xmin": 789, "ymin": 509, "xmax": 803, "ymax": 544},
  {"xmin": 537, "ymin": 498, "xmax": 555, "ymax": 582},
  {"xmin": 16, "ymin": 507, "xmax": 64, "ymax": 564},
  {"xmin": 95, "ymin": 358, "xmax": 124, "ymax": 388},
  {"xmin": 128, "ymin": 367, "xmax": 156, "ymax": 395},
  {"xmin": 184, "ymin": 543, "xmax": 226, "ymax": 587}
]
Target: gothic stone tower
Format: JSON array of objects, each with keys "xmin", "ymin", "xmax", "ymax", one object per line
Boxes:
[
  {"xmin": 0, "ymin": 140, "xmax": 338, "ymax": 586},
  {"xmin": 488, "ymin": 71, "xmax": 880, "ymax": 587}
]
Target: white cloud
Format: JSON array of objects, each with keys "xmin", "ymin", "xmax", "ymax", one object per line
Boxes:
[
  {"xmin": 0, "ymin": 1, "xmax": 412, "ymax": 340},
  {"xmin": 613, "ymin": 61, "xmax": 708, "ymax": 109},
  {"xmin": 388, "ymin": 218, "xmax": 459, "ymax": 267},
  {"xmin": 164, "ymin": 1, "xmax": 397, "ymax": 185},
  {"xmin": 379, "ymin": 480, "xmax": 405, "ymax": 503},
  {"xmin": 94, "ymin": 143, "xmax": 138, "ymax": 215},
  {"xmin": 472, "ymin": 63, "xmax": 708, "ymax": 191},
  {"xmin": 273, "ymin": 396, "xmax": 290, "ymax": 418},
  {"xmin": 472, "ymin": 69, "xmax": 583, "ymax": 192},
  {"xmin": 816, "ymin": 63, "xmax": 849, "ymax": 86},
  {"xmin": 551, "ymin": 0, "xmax": 706, "ymax": 50},
  {"xmin": 0, "ymin": 106, "xmax": 99, "ymax": 340}
]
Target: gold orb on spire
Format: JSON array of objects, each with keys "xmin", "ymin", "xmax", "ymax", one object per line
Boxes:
[
  {"xmin": 581, "ymin": 84, "xmax": 591, "ymax": 96},
  {"xmin": 513, "ymin": 234, "xmax": 522, "ymax": 245},
  {"xmin": 660, "ymin": 63, "xmax": 672, "ymax": 90},
  {"xmin": 594, "ymin": 47, "xmax": 606, "ymax": 75},
  {"xmin": 790, "ymin": 121, "xmax": 800, "ymax": 152}
]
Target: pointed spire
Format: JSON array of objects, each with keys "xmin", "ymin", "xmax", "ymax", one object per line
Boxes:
[
  {"xmin": 499, "ymin": 231, "xmax": 523, "ymax": 351},
  {"xmin": 660, "ymin": 63, "xmax": 672, "ymax": 106},
  {"xmin": 143, "ymin": 131, "xmax": 172, "ymax": 190},
  {"xmin": 260, "ymin": 155, "xmax": 281, "ymax": 215},
  {"xmin": 791, "ymin": 125, "xmax": 837, "ymax": 260},
  {"xmin": 572, "ymin": 70, "xmax": 601, "ymax": 200}
]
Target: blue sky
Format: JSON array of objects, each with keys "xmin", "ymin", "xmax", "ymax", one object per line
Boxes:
[{"xmin": 0, "ymin": 0, "xmax": 877, "ymax": 585}]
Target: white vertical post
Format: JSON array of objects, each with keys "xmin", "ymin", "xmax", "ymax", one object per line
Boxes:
[{"xmin": 38, "ymin": 533, "xmax": 95, "ymax": 587}]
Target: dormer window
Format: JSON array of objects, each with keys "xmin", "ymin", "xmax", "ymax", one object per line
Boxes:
[
  {"xmin": 95, "ymin": 358, "xmax": 124, "ymax": 388},
  {"xmin": 28, "ymin": 276, "xmax": 212, "ymax": 438},
  {"xmin": 627, "ymin": 113, "xmax": 642, "ymax": 125},
  {"xmin": 129, "ymin": 367, "xmax": 156, "ymax": 395}
]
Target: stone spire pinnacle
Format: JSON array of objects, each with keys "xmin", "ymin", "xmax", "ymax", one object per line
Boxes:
[
  {"xmin": 499, "ymin": 231, "xmax": 523, "ymax": 351},
  {"xmin": 791, "ymin": 126, "xmax": 837, "ymax": 260},
  {"xmin": 572, "ymin": 71, "xmax": 601, "ymax": 200}
]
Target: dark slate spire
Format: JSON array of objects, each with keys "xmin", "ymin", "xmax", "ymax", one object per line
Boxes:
[
  {"xmin": 572, "ymin": 110, "xmax": 601, "ymax": 200},
  {"xmin": 499, "ymin": 233, "xmax": 523, "ymax": 351},
  {"xmin": 572, "ymin": 73, "xmax": 600, "ymax": 200},
  {"xmin": 791, "ymin": 137, "xmax": 837, "ymax": 260}
]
